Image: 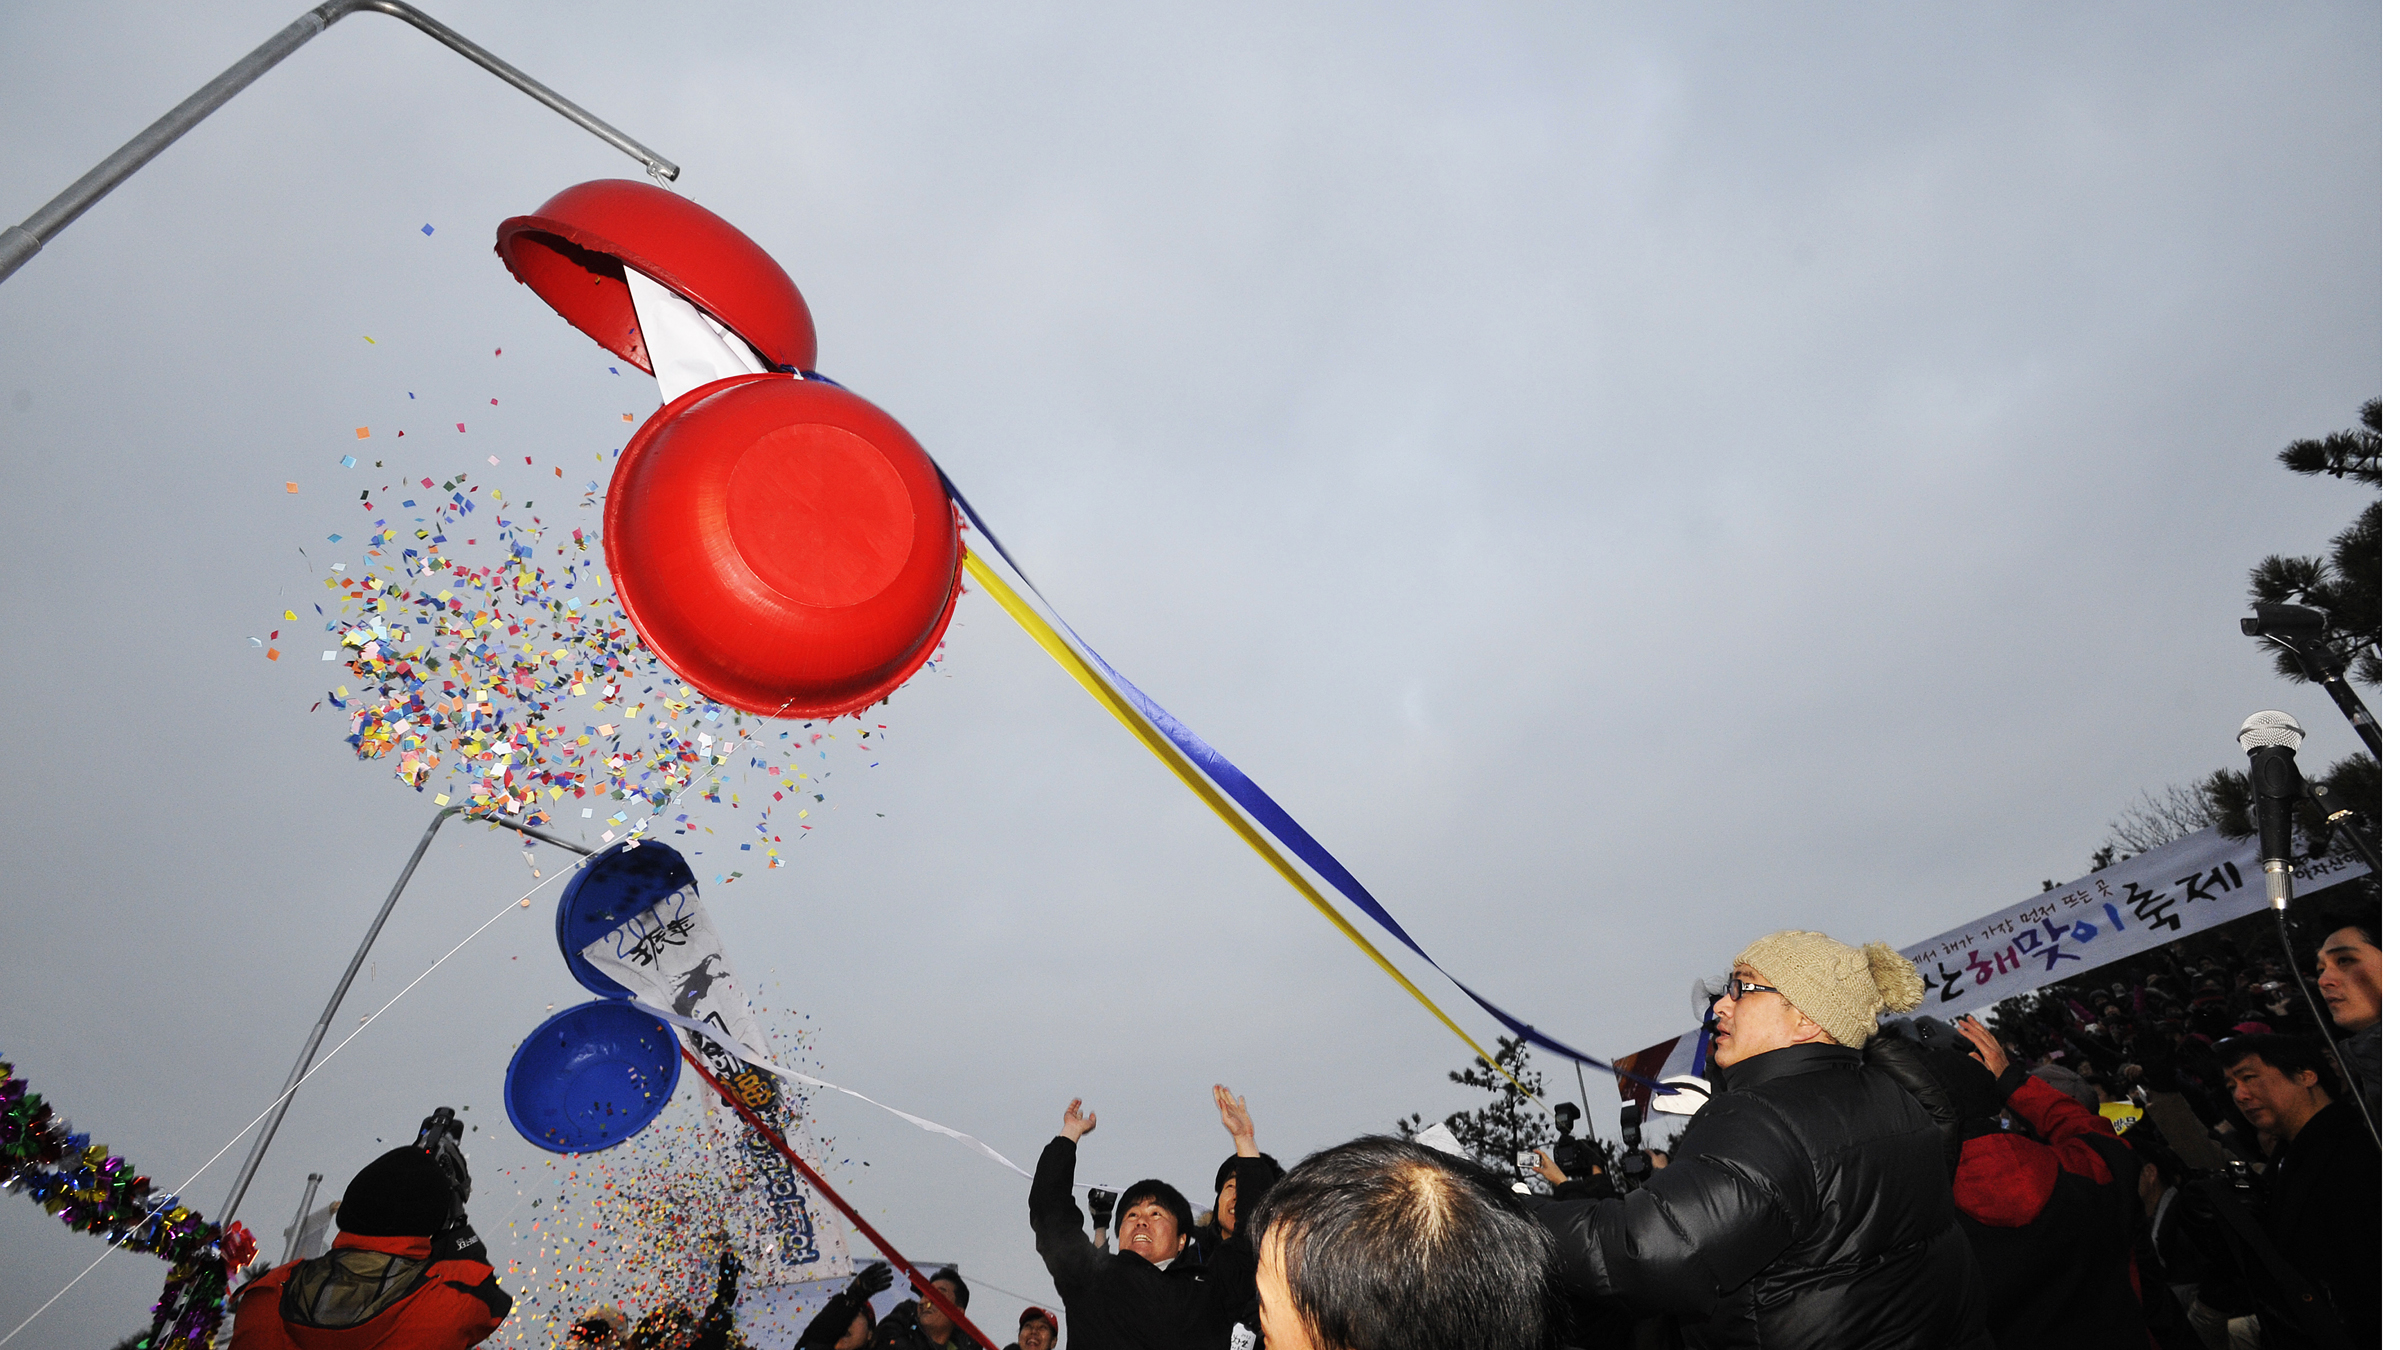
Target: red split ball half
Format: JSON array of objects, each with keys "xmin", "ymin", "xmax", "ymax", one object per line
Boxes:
[{"xmin": 496, "ymin": 180, "xmax": 961, "ymax": 718}]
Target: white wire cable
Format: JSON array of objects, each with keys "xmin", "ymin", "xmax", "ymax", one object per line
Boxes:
[{"xmin": 0, "ymin": 853, "xmax": 592, "ymax": 1347}]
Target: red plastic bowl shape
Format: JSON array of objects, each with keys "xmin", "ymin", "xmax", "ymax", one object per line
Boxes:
[
  {"xmin": 604, "ymin": 374, "xmax": 962, "ymax": 718},
  {"xmin": 495, "ymin": 179, "xmax": 816, "ymax": 375}
]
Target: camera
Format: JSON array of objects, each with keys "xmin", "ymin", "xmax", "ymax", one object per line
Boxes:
[
  {"xmin": 2241, "ymin": 602, "xmax": 2328, "ymax": 642},
  {"xmin": 1551, "ymin": 1137, "xmax": 1605, "ymax": 1178},
  {"xmin": 1620, "ymin": 1149, "xmax": 1654, "ymax": 1186},
  {"xmin": 415, "ymin": 1107, "xmax": 478, "ymax": 1254},
  {"xmin": 1087, "ymin": 1187, "xmax": 1119, "ymax": 1231}
]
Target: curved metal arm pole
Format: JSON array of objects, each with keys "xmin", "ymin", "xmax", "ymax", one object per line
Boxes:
[
  {"xmin": 218, "ymin": 807, "xmax": 597, "ymax": 1222},
  {"xmin": 0, "ymin": 0, "xmax": 678, "ymax": 286}
]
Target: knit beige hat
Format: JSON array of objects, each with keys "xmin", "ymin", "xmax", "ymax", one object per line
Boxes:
[{"xmin": 1733, "ymin": 930, "xmax": 1924, "ymax": 1049}]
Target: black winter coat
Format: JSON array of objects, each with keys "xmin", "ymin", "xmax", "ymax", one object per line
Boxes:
[
  {"xmin": 2255, "ymin": 1100, "xmax": 2380, "ymax": 1349},
  {"xmin": 1538, "ymin": 1043, "xmax": 1990, "ymax": 1350},
  {"xmin": 1029, "ymin": 1137, "xmax": 1220, "ymax": 1350}
]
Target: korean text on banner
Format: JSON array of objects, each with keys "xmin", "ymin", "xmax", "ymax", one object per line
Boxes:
[
  {"xmin": 1903, "ymin": 826, "xmax": 2367, "ymax": 1014},
  {"xmin": 581, "ymin": 882, "xmax": 852, "ymax": 1285}
]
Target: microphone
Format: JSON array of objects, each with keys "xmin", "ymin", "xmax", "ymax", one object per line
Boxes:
[{"xmin": 2238, "ymin": 711, "xmax": 2306, "ymax": 910}]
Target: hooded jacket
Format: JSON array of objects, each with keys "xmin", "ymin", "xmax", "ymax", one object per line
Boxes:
[
  {"xmin": 229, "ymin": 1232, "xmax": 509, "ymax": 1350},
  {"xmin": 1537, "ymin": 1042, "xmax": 1990, "ymax": 1350},
  {"xmin": 1029, "ymin": 1137, "xmax": 1219, "ymax": 1350},
  {"xmin": 1950, "ymin": 1065, "xmax": 2147, "ymax": 1350}
]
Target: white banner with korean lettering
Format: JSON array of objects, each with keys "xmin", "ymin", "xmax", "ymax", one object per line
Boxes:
[
  {"xmin": 1902, "ymin": 827, "xmax": 2367, "ymax": 1015},
  {"xmin": 581, "ymin": 882, "xmax": 852, "ymax": 1285}
]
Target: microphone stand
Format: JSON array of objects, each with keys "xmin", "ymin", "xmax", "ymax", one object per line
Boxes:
[
  {"xmin": 2247, "ymin": 717, "xmax": 2379, "ymax": 1149},
  {"xmin": 2242, "ymin": 605, "xmax": 2382, "ymax": 762},
  {"xmin": 2307, "ymin": 782, "xmax": 2379, "ymax": 876}
]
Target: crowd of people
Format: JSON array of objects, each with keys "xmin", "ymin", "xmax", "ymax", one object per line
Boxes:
[{"xmin": 219, "ymin": 908, "xmax": 2380, "ymax": 1350}]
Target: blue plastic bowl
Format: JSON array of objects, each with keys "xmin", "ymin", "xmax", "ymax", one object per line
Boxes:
[
  {"xmin": 555, "ymin": 840, "xmax": 698, "ymax": 998},
  {"xmin": 503, "ymin": 999, "xmax": 682, "ymax": 1152}
]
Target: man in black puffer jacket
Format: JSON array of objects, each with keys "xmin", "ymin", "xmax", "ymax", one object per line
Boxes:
[
  {"xmin": 1029, "ymin": 1098, "xmax": 1219, "ymax": 1350},
  {"xmin": 1539, "ymin": 930, "xmax": 1991, "ymax": 1350}
]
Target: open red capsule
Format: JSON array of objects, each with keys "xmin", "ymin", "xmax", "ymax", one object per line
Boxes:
[{"xmin": 497, "ymin": 180, "xmax": 960, "ymax": 717}]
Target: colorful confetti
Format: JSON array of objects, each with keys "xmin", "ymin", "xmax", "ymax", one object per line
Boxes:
[{"xmin": 269, "ymin": 358, "xmax": 933, "ymax": 862}]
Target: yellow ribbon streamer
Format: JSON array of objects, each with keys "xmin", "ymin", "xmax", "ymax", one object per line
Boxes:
[{"xmin": 961, "ymin": 547, "xmax": 1533, "ymax": 1099}]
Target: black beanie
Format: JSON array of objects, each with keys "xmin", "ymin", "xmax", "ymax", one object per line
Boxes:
[
  {"xmin": 1212, "ymin": 1152, "xmax": 1284, "ymax": 1194},
  {"xmin": 337, "ymin": 1146, "xmax": 452, "ymax": 1237},
  {"xmin": 1112, "ymin": 1180, "xmax": 1195, "ymax": 1238}
]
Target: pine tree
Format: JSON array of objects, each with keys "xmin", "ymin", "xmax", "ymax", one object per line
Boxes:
[
  {"xmin": 2251, "ymin": 399, "xmax": 2380, "ymax": 686},
  {"xmin": 1394, "ymin": 1037, "xmax": 1549, "ymax": 1174}
]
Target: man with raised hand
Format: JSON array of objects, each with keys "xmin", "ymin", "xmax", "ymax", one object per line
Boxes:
[
  {"xmin": 1028, "ymin": 1098, "xmax": 1219, "ymax": 1350},
  {"xmin": 1537, "ymin": 930, "xmax": 1988, "ymax": 1349}
]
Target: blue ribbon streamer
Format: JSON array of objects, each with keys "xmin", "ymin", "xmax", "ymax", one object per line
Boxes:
[{"xmin": 934, "ymin": 464, "xmax": 1668, "ymax": 1090}]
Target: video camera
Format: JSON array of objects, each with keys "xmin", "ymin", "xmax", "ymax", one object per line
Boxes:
[
  {"xmin": 415, "ymin": 1107, "xmax": 480, "ymax": 1256},
  {"xmin": 1087, "ymin": 1187, "xmax": 1119, "ymax": 1233}
]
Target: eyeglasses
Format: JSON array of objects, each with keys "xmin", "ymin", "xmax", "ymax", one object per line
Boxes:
[{"xmin": 1690, "ymin": 974, "xmax": 1780, "ymax": 1022}]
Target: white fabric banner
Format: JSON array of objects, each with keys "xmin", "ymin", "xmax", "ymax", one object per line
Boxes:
[
  {"xmin": 581, "ymin": 881, "xmax": 852, "ymax": 1285},
  {"xmin": 1620, "ymin": 827, "xmax": 2367, "ymax": 1114},
  {"xmin": 1900, "ymin": 827, "xmax": 2367, "ymax": 1016}
]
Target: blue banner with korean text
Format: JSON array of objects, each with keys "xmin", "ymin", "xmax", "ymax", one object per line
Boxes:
[{"xmin": 1900, "ymin": 828, "xmax": 2367, "ymax": 1012}]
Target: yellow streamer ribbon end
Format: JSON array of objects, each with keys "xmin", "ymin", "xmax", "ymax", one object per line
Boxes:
[{"xmin": 961, "ymin": 547, "xmax": 1532, "ymax": 1099}]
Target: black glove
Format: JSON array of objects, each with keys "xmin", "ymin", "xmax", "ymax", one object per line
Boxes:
[
  {"xmin": 714, "ymin": 1250, "xmax": 744, "ymax": 1303},
  {"xmin": 850, "ymin": 1261, "xmax": 894, "ymax": 1300}
]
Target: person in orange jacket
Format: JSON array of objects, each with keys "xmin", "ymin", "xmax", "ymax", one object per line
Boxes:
[{"xmin": 231, "ymin": 1145, "xmax": 511, "ymax": 1349}]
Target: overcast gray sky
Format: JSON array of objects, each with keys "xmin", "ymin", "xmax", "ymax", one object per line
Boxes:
[{"xmin": 0, "ymin": 3, "xmax": 2380, "ymax": 1344}]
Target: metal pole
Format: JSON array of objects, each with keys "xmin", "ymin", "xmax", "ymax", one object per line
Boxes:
[
  {"xmin": 0, "ymin": 0, "xmax": 678, "ymax": 286},
  {"xmin": 219, "ymin": 806, "xmax": 596, "ymax": 1221},
  {"xmin": 2278, "ymin": 637, "xmax": 2383, "ymax": 763},
  {"xmin": 277, "ymin": 1173, "xmax": 324, "ymax": 1267}
]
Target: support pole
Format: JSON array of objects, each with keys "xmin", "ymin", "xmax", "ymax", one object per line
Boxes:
[
  {"xmin": 0, "ymin": 0, "xmax": 678, "ymax": 285},
  {"xmin": 679, "ymin": 1045, "xmax": 1002, "ymax": 1350},
  {"xmin": 219, "ymin": 806, "xmax": 596, "ymax": 1222},
  {"xmin": 277, "ymin": 1173, "xmax": 325, "ymax": 1267}
]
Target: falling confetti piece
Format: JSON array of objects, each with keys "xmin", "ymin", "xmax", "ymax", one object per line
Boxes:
[
  {"xmin": 622, "ymin": 413, "xmax": 635, "ymax": 422},
  {"xmin": 421, "ymin": 224, "xmax": 435, "ymax": 236},
  {"xmin": 456, "ymin": 423, "xmax": 466, "ymax": 432},
  {"xmin": 341, "ymin": 455, "xmax": 358, "ymax": 468},
  {"xmin": 355, "ymin": 427, "xmax": 371, "ymax": 439},
  {"xmin": 362, "ymin": 336, "xmax": 376, "ymax": 344},
  {"xmin": 285, "ymin": 482, "xmax": 299, "ymax": 493}
]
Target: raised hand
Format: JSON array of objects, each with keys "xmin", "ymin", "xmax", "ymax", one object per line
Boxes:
[
  {"xmin": 1531, "ymin": 1149, "xmax": 1568, "ymax": 1185},
  {"xmin": 851, "ymin": 1261, "xmax": 893, "ymax": 1299},
  {"xmin": 1955, "ymin": 1015, "xmax": 2010, "ymax": 1079},
  {"xmin": 1062, "ymin": 1098, "xmax": 1098, "ymax": 1141},
  {"xmin": 1214, "ymin": 1085, "xmax": 1258, "ymax": 1156}
]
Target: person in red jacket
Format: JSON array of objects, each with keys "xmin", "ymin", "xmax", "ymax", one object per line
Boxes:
[
  {"xmin": 1936, "ymin": 1015, "xmax": 2149, "ymax": 1350},
  {"xmin": 231, "ymin": 1145, "xmax": 511, "ymax": 1349}
]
